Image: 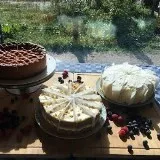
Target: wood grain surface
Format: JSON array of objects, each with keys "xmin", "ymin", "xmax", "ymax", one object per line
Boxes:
[{"xmin": 0, "ymin": 72, "xmax": 159, "ymax": 158}]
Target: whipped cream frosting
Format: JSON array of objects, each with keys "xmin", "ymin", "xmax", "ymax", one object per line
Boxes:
[
  {"xmin": 101, "ymin": 63, "xmax": 159, "ymax": 104},
  {"xmin": 39, "ymin": 82, "xmax": 102, "ymax": 130}
]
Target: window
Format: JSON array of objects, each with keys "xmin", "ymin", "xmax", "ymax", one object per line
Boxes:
[{"xmin": 0, "ymin": 0, "xmax": 160, "ymax": 63}]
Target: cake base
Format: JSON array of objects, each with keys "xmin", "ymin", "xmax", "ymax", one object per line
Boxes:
[
  {"xmin": 96, "ymin": 78, "xmax": 155, "ymax": 108},
  {"xmin": 35, "ymin": 102, "xmax": 106, "ymax": 139}
]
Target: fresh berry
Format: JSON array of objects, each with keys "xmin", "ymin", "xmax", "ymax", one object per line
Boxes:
[
  {"xmin": 143, "ymin": 140, "xmax": 148, "ymax": 146},
  {"xmin": 132, "ymin": 120, "xmax": 137, "ymax": 124},
  {"xmin": 60, "ymin": 79, "xmax": 64, "ymax": 84},
  {"xmin": 112, "ymin": 114, "xmax": 119, "ymax": 122},
  {"xmin": 68, "ymin": 80, "xmax": 72, "ymax": 83},
  {"xmin": 146, "ymin": 130, "xmax": 151, "ymax": 135},
  {"xmin": 117, "ymin": 116, "xmax": 124, "ymax": 124},
  {"xmin": 121, "ymin": 126, "xmax": 129, "ymax": 133},
  {"xmin": 118, "ymin": 129, "xmax": 126, "ymax": 137},
  {"xmin": 62, "ymin": 71, "xmax": 68, "ymax": 79},
  {"xmin": 58, "ymin": 77, "xmax": 62, "ymax": 82},
  {"xmin": 107, "ymin": 111, "xmax": 112, "ymax": 117},
  {"xmin": 63, "ymin": 70, "xmax": 68, "ymax": 74},
  {"xmin": 157, "ymin": 133, "xmax": 160, "ymax": 139},
  {"xmin": 77, "ymin": 76, "xmax": 82, "ymax": 83},
  {"xmin": 147, "ymin": 119, "xmax": 152, "ymax": 126},
  {"xmin": 127, "ymin": 145, "xmax": 133, "ymax": 151},
  {"xmin": 128, "ymin": 122, "xmax": 132, "ymax": 125},
  {"xmin": 133, "ymin": 127, "xmax": 139, "ymax": 134},
  {"xmin": 16, "ymin": 132, "xmax": 23, "ymax": 143},
  {"xmin": 77, "ymin": 76, "xmax": 82, "ymax": 80},
  {"xmin": 145, "ymin": 125, "xmax": 150, "ymax": 129},
  {"xmin": 129, "ymin": 130, "xmax": 134, "ymax": 136},
  {"xmin": 29, "ymin": 98, "xmax": 34, "ymax": 103},
  {"xmin": 107, "ymin": 125, "xmax": 112, "ymax": 130}
]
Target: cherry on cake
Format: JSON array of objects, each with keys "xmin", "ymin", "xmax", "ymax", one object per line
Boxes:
[
  {"xmin": 0, "ymin": 42, "xmax": 46, "ymax": 79},
  {"xmin": 39, "ymin": 81, "xmax": 103, "ymax": 134},
  {"xmin": 101, "ymin": 63, "xmax": 159, "ymax": 105}
]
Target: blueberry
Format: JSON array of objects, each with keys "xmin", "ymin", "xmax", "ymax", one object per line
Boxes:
[
  {"xmin": 107, "ymin": 125, "xmax": 112, "ymax": 130},
  {"xmin": 157, "ymin": 133, "xmax": 160, "ymax": 139},
  {"xmin": 133, "ymin": 120, "xmax": 137, "ymax": 124},
  {"xmin": 134, "ymin": 127, "xmax": 139, "ymax": 134},
  {"xmin": 58, "ymin": 77, "xmax": 62, "ymax": 82},
  {"xmin": 143, "ymin": 140, "xmax": 148, "ymax": 146},
  {"xmin": 127, "ymin": 145, "xmax": 133, "ymax": 151},
  {"xmin": 77, "ymin": 76, "xmax": 82, "ymax": 80},
  {"xmin": 143, "ymin": 140, "xmax": 149, "ymax": 149},
  {"xmin": 147, "ymin": 119, "xmax": 152, "ymax": 126},
  {"xmin": 108, "ymin": 111, "xmax": 112, "ymax": 117},
  {"xmin": 127, "ymin": 125, "xmax": 131, "ymax": 130},
  {"xmin": 60, "ymin": 79, "xmax": 64, "ymax": 84},
  {"xmin": 128, "ymin": 122, "xmax": 132, "ymax": 125},
  {"xmin": 145, "ymin": 122, "xmax": 148, "ymax": 125},
  {"xmin": 145, "ymin": 125, "xmax": 150, "ymax": 129},
  {"xmin": 146, "ymin": 130, "xmax": 151, "ymax": 135},
  {"xmin": 129, "ymin": 130, "xmax": 134, "ymax": 136}
]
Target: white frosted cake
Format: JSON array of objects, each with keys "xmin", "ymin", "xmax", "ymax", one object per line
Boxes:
[
  {"xmin": 39, "ymin": 82, "xmax": 102, "ymax": 134},
  {"xmin": 101, "ymin": 63, "xmax": 159, "ymax": 105}
]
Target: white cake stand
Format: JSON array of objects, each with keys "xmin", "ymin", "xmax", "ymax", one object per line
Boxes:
[{"xmin": 0, "ymin": 55, "xmax": 56, "ymax": 95}]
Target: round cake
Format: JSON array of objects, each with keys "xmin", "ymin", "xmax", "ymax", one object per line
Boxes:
[
  {"xmin": 0, "ymin": 42, "xmax": 46, "ymax": 79},
  {"xmin": 101, "ymin": 63, "xmax": 159, "ymax": 105},
  {"xmin": 39, "ymin": 81, "xmax": 103, "ymax": 134}
]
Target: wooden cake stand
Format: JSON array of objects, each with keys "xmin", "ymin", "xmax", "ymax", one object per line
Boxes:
[{"xmin": 0, "ymin": 55, "xmax": 56, "ymax": 95}]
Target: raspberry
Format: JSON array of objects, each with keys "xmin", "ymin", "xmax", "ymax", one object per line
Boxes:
[
  {"xmin": 121, "ymin": 126, "xmax": 129, "ymax": 133},
  {"xmin": 117, "ymin": 116, "xmax": 124, "ymax": 124},
  {"xmin": 63, "ymin": 70, "xmax": 68, "ymax": 74},
  {"xmin": 118, "ymin": 129, "xmax": 126, "ymax": 137},
  {"xmin": 112, "ymin": 114, "xmax": 119, "ymax": 122},
  {"xmin": 62, "ymin": 73, "xmax": 68, "ymax": 79}
]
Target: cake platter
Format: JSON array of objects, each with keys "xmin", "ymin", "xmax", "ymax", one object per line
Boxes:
[
  {"xmin": 96, "ymin": 78, "xmax": 155, "ymax": 108},
  {"xmin": 35, "ymin": 101, "xmax": 107, "ymax": 139},
  {"xmin": 0, "ymin": 54, "xmax": 56, "ymax": 95}
]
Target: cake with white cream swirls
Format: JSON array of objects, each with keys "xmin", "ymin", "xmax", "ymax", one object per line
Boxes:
[
  {"xmin": 101, "ymin": 63, "xmax": 159, "ymax": 105},
  {"xmin": 39, "ymin": 82, "xmax": 103, "ymax": 134}
]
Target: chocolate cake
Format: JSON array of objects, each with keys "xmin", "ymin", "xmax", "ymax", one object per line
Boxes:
[{"xmin": 0, "ymin": 42, "xmax": 46, "ymax": 80}]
